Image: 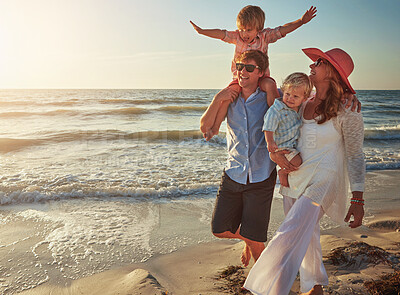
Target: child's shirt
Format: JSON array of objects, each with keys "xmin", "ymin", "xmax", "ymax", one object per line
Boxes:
[
  {"xmin": 262, "ymin": 98, "xmax": 301, "ymax": 149},
  {"xmin": 222, "ymin": 27, "xmax": 284, "ymax": 77}
]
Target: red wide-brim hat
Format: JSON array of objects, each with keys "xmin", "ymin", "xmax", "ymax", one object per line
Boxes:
[{"xmin": 302, "ymin": 48, "xmax": 356, "ymax": 94}]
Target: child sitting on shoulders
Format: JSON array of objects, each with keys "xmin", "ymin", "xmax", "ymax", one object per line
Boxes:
[
  {"xmin": 191, "ymin": 5, "xmax": 317, "ymax": 140},
  {"xmin": 263, "ymin": 72, "xmax": 313, "ymax": 187}
]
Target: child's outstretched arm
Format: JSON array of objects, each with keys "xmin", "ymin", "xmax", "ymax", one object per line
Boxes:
[
  {"xmin": 190, "ymin": 21, "xmax": 226, "ymax": 40},
  {"xmin": 279, "ymin": 6, "xmax": 317, "ymax": 36}
]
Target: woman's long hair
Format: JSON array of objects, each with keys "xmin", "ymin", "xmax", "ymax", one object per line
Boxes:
[{"xmin": 315, "ymin": 61, "xmax": 348, "ymax": 124}]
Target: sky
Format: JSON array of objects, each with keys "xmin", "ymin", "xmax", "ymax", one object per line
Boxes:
[{"xmin": 0, "ymin": 0, "xmax": 399, "ymax": 90}]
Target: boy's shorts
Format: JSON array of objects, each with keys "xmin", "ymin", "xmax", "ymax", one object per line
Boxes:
[
  {"xmin": 211, "ymin": 169, "xmax": 277, "ymax": 243},
  {"xmin": 275, "ymin": 148, "xmax": 300, "ymax": 162}
]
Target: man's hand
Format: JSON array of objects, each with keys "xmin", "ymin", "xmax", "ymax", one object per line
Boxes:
[
  {"xmin": 342, "ymin": 92, "xmax": 361, "ymax": 112},
  {"xmin": 301, "ymin": 6, "xmax": 317, "ymax": 24},
  {"xmin": 270, "ymin": 150, "xmax": 298, "ymax": 172}
]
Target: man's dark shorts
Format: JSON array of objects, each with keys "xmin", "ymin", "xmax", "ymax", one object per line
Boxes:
[{"xmin": 211, "ymin": 169, "xmax": 277, "ymax": 242}]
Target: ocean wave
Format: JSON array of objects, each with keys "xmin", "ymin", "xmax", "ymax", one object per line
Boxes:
[
  {"xmin": 366, "ymin": 161, "xmax": 400, "ymax": 171},
  {"xmin": 364, "ymin": 126, "xmax": 400, "ymax": 140},
  {"xmin": 99, "ymin": 97, "xmax": 208, "ymax": 105},
  {"xmin": 0, "ymin": 109, "xmax": 82, "ymax": 118},
  {"xmin": 156, "ymin": 106, "xmax": 207, "ymax": 113},
  {"xmin": 0, "ymin": 100, "xmax": 80, "ymax": 108},
  {"xmin": 0, "ymin": 138, "xmax": 43, "ymax": 153},
  {"xmin": 0, "ymin": 105, "xmax": 206, "ymax": 118},
  {"xmin": 103, "ymin": 107, "xmax": 150, "ymax": 115},
  {"xmin": 0, "ymin": 160, "xmax": 398, "ymax": 206},
  {"xmin": 0, "ymin": 107, "xmax": 149, "ymax": 118},
  {"xmin": 0, "ymin": 184, "xmax": 219, "ymax": 206},
  {"xmin": 0, "ymin": 130, "xmax": 217, "ymax": 153}
]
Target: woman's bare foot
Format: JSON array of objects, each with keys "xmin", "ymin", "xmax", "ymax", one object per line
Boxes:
[
  {"xmin": 300, "ymin": 285, "xmax": 323, "ymax": 295},
  {"xmin": 241, "ymin": 244, "xmax": 251, "ymax": 267}
]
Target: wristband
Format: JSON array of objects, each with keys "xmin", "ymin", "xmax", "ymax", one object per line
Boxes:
[{"xmin": 350, "ymin": 198, "xmax": 364, "ymax": 206}]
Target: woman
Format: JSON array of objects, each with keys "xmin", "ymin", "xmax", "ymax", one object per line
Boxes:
[{"xmin": 244, "ymin": 48, "xmax": 365, "ymax": 295}]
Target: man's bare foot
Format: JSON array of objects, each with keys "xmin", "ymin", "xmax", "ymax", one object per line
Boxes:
[
  {"xmin": 278, "ymin": 169, "xmax": 289, "ymax": 187},
  {"xmin": 241, "ymin": 244, "xmax": 251, "ymax": 267},
  {"xmin": 247, "ymin": 241, "xmax": 265, "ymax": 262},
  {"xmin": 300, "ymin": 285, "xmax": 323, "ymax": 295}
]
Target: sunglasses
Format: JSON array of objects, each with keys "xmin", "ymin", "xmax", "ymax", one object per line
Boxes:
[
  {"xmin": 236, "ymin": 63, "xmax": 261, "ymax": 73},
  {"xmin": 314, "ymin": 58, "xmax": 325, "ymax": 67}
]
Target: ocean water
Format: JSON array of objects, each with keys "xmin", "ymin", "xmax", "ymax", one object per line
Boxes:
[
  {"xmin": 0, "ymin": 89, "xmax": 398, "ymax": 205},
  {"xmin": 0, "ymin": 89, "xmax": 399, "ymax": 293}
]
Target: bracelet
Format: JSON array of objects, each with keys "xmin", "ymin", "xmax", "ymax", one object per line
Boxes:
[{"xmin": 350, "ymin": 198, "xmax": 364, "ymax": 206}]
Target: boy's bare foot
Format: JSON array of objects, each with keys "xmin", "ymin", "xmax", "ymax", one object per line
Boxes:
[
  {"xmin": 278, "ymin": 169, "xmax": 289, "ymax": 187},
  {"xmin": 300, "ymin": 285, "xmax": 323, "ymax": 295},
  {"xmin": 241, "ymin": 244, "xmax": 251, "ymax": 267}
]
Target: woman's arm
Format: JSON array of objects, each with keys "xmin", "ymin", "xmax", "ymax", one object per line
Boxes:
[
  {"xmin": 342, "ymin": 109, "xmax": 365, "ymax": 192},
  {"xmin": 341, "ymin": 109, "xmax": 366, "ymax": 228}
]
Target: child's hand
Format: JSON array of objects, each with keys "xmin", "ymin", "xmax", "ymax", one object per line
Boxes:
[
  {"xmin": 267, "ymin": 143, "xmax": 278, "ymax": 153},
  {"xmin": 301, "ymin": 6, "xmax": 317, "ymax": 24},
  {"xmin": 204, "ymin": 129, "xmax": 214, "ymax": 141},
  {"xmin": 217, "ymin": 87, "xmax": 239, "ymax": 103},
  {"xmin": 190, "ymin": 21, "xmax": 203, "ymax": 34}
]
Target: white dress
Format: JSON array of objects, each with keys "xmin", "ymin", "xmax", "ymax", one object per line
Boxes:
[
  {"xmin": 244, "ymin": 102, "xmax": 365, "ymax": 295},
  {"xmin": 280, "ymin": 101, "xmax": 365, "ymax": 224},
  {"xmin": 280, "ymin": 112, "xmax": 347, "ymax": 224}
]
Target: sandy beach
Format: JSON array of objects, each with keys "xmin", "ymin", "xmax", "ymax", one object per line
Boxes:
[{"xmin": 1, "ymin": 170, "xmax": 399, "ymax": 295}]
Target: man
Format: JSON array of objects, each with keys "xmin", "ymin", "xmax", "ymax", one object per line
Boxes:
[{"xmin": 200, "ymin": 50, "xmax": 277, "ymax": 266}]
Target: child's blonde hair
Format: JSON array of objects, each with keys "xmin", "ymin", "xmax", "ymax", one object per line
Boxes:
[
  {"xmin": 237, "ymin": 5, "xmax": 265, "ymax": 31},
  {"xmin": 281, "ymin": 72, "xmax": 313, "ymax": 99}
]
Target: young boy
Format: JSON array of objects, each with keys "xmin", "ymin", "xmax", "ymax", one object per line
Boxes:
[
  {"xmin": 191, "ymin": 5, "xmax": 317, "ymax": 139},
  {"xmin": 263, "ymin": 72, "xmax": 313, "ymax": 187}
]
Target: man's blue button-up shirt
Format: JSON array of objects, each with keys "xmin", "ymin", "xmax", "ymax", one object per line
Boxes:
[{"xmin": 225, "ymin": 88, "xmax": 276, "ymax": 184}]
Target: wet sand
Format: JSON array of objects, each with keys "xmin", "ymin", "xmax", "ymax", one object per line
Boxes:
[{"xmin": 5, "ymin": 170, "xmax": 400, "ymax": 294}]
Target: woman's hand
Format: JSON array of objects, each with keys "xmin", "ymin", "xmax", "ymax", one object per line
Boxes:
[
  {"xmin": 270, "ymin": 150, "xmax": 298, "ymax": 172},
  {"xmin": 344, "ymin": 192, "xmax": 364, "ymax": 228},
  {"xmin": 344, "ymin": 204, "xmax": 364, "ymax": 228}
]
